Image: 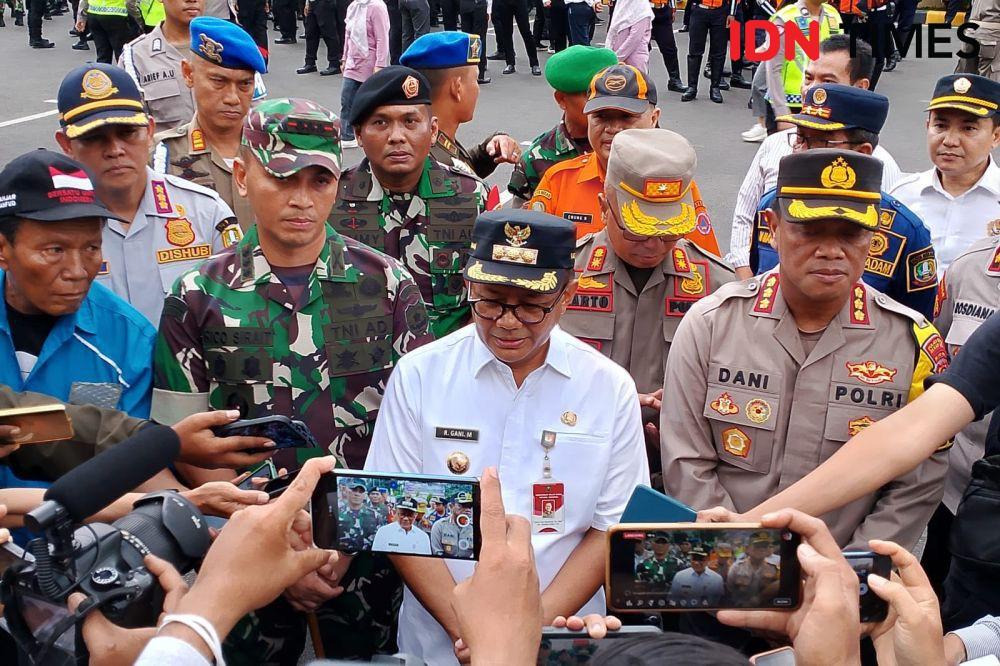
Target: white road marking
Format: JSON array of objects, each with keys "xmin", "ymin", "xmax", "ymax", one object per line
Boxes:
[{"xmin": 0, "ymin": 109, "xmax": 59, "ymax": 129}]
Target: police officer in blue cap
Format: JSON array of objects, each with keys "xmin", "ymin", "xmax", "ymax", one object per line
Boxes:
[
  {"xmin": 152, "ymin": 16, "xmax": 267, "ymax": 231},
  {"xmin": 750, "ymin": 83, "xmax": 938, "ymax": 319},
  {"xmin": 402, "ymin": 31, "xmax": 525, "ymax": 177}
]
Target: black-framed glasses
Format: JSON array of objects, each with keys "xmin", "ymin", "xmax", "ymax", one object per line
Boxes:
[
  {"xmin": 787, "ymin": 133, "xmax": 864, "ymax": 150},
  {"xmin": 468, "ymin": 287, "xmax": 566, "ymax": 324}
]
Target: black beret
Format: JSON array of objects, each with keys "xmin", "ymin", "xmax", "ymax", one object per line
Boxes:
[{"xmin": 349, "ymin": 66, "xmax": 432, "ymax": 126}]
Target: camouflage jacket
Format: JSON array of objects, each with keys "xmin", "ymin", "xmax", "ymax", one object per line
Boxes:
[
  {"xmin": 637, "ymin": 555, "xmax": 682, "ymax": 584},
  {"xmin": 338, "ymin": 505, "xmax": 381, "ymax": 551},
  {"xmin": 331, "ymin": 157, "xmax": 487, "ymax": 339},
  {"xmin": 430, "ymin": 130, "xmax": 501, "ymax": 179},
  {"xmin": 508, "ymin": 119, "xmax": 590, "ymax": 202},
  {"xmin": 151, "ymin": 224, "xmax": 432, "ymax": 468}
]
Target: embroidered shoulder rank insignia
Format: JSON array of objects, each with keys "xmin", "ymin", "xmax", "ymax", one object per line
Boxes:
[
  {"xmin": 191, "ymin": 128, "xmax": 206, "ymax": 152},
  {"xmin": 850, "ymin": 284, "xmax": 870, "ymax": 325},
  {"xmin": 752, "ymin": 274, "xmax": 779, "ymax": 314},
  {"xmin": 672, "ymin": 246, "xmax": 689, "ymax": 273},
  {"xmin": 989, "ymin": 244, "xmax": 1000, "ymax": 275},
  {"xmin": 588, "ymin": 246, "xmax": 607, "ymax": 272}
]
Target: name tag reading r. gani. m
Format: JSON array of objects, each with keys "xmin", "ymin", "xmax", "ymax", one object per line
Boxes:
[{"xmin": 435, "ymin": 427, "xmax": 479, "ymax": 442}]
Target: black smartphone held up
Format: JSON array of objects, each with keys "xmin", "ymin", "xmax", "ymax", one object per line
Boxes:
[
  {"xmin": 214, "ymin": 415, "xmax": 319, "ymax": 454},
  {"xmin": 537, "ymin": 626, "xmax": 660, "ymax": 665},
  {"xmin": 844, "ymin": 551, "xmax": 892, "ymax": 622},
  {"xmin": 312, "ymin": 469, "xmax": 481, "ymax": 560},
  {"xmin": 234, "ymin": 459, "xmax": 279, "ymax": 491},
  {"xmin": 606, "ymin": 523, "xmax": 802, "ymax": 612},
  {"xmin": 264, "ymin": 470, "xmax": 298, "ymax": 498}
]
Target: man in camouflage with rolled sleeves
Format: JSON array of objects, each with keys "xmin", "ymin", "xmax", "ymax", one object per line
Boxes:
[
  {"xmin": 507, "ymin": 45, "xmax": 618, "ymax": 207},
  {"xmin": 332, "ymin": 66, "xmax": 488, "ymax": 338},
  {"xmin": 339, "ymin": 482, "xmax": 381, "ymax": 550},
  {"xmin": 152, "ymin": 97, "xmax": 432, "ymax": 663},
  {"xmin": 637, "ymin": 536, "xmax": 683, "ymax": 584}
]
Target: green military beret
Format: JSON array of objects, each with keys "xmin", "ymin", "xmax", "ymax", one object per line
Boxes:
[{"xmin": 544, "ymin": 45, "xmax": 619, "ymax": 94}]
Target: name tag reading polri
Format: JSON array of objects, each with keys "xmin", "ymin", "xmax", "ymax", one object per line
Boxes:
[{"xmin": 435, "ymin": 427, "xmax": 479, "ymax": 442}]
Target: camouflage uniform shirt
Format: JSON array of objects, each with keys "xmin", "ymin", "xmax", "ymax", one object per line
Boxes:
[
  {"xmin": 338, "ymin": 504, "xmax": 381, "ymax": 551},
  {"xmin": 508, "ymin": 119, "xmax": 590, "ymax": 204},
  {"xmin": 151, "ymin": 223, "xmax": 432, "ymax": 469},
  {"xmin": 331, "ymin": 157, "xmax": 487, "ymax": 338},
  {"xmin": 637, "ymin": 555, "xmax": 682, "ymax": 584}
]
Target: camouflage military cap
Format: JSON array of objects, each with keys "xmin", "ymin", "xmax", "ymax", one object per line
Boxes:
[{"xmin": 242, "ymin": 97, "xmax": 342, "ymax": 178}]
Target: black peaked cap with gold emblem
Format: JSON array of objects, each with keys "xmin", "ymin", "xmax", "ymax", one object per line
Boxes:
[
  {"xmin": 927, "ymin": 74, "xmax": 1000, "ymax": 118},
  {"xmin": 775, "ymin": 149, "xmax": 883, "ymax": 230},
  {"xmin": 463, "ymin": 209, "xmax": 576, "ymax": 294},
  {"xmin": 349, "ymin": 66, "xmax": 432, "ymax": 126}
]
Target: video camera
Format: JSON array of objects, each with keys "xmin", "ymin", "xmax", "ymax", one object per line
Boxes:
[{"xmin": 0, "ymin": 425, "xmax": 211, "ymax": 665}]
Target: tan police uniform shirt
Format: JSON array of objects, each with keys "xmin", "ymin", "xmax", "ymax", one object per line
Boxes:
[
  {"xmin": 119, "ymin": 26, "xmax": 195, "ymax": 132},
  {"xmin": 934, "ymin": 235, "xmax": 1000, "ymax": 511},
  {"xmin": 560, "ymin": 233, "xmax": 736, "ymax": 395},
  {"xmin": 151, "ymin": 115, "xmax": 255, "ymax": 230},
  {"xmin": 660, "ymin": 274, "xmax": 950, "ymax": 549}
]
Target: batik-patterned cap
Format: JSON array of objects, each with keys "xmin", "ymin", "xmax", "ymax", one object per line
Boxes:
[{"xmin": 241, "ymin": 97, "xmax": 342, "ymax": 178}]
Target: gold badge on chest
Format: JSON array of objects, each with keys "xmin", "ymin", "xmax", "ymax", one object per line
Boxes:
[{"xmin": 447, "ymin": 451, "xmax": 470, "ymax": 474}]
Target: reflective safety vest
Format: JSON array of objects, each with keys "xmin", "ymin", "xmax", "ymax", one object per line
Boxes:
[
  {"xmin": 771, "ymin": 3, "xmax": 843, "ymax": 108},
  {"xmin": 88, "ymin": 0, "xmax": 128, "ymax": 16},
  {"xmin": 139, "ymin": 0, "xmax": 164, "ymax": 25}
]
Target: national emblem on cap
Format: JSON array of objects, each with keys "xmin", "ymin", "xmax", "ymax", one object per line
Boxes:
[
  {"xmin": 349, "ymin": 67, "xmax": 432, "ymax": 126},
  {"xmin": 400, "ymin": 31, "xmax": 482, "ymax": 68},
  {"xmin": 955, "ymin": 77, "xmax": 972, "ymax": 94}
]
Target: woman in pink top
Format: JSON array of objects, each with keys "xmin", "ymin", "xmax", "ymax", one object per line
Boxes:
[
  {"xmin": 341, "ymin": 0, "xmax": 391, "ymax": 147},
  {"xmin": 605, "ymin": 0, "xmax": 653, "ymax": 71}
]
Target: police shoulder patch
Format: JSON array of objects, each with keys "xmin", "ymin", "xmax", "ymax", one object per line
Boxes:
[{"xmin": 906, "ymin": 246, "xmax": 937, "ymax": 292}]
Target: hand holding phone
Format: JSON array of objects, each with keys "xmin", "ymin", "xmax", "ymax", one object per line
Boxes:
[
  {"xmin": 0, "ymin": 404, "xmax": 73, "ymax": 445},
  {"xmin": 843, "ymin": 550, "xmax": 891, "ymax": 622},
  {"xmin": 214, "ymin": 416, "xmax": 318, "ymax": 454}
]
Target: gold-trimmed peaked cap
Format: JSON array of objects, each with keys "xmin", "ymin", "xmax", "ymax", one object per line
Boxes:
[
  {"xmin": 775, "ymin": 149, "xmax": 883, "ymax": 230},
  {"xmin": 57, "ymin": 63, "xmax": 149, "ymax": 140},
  {"xmin": 605, "ymin": 128, "xmax": 698, "ymax": 238},
  {"xmin": 463, "ymin": 209, "xmax": 576, "ymax": 294},
  {"xmin": 927, "ymin": 73, "xmax": 1000, "ymax": 118}
]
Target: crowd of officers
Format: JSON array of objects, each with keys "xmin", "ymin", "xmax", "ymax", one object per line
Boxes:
[{"xmin": 2, "ymin": 2, "xmax": 1000, "ymax": 662}]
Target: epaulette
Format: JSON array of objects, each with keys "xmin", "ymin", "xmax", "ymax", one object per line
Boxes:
[
  {"xmin": 161, "ymin": 172, "xmax": 225, "ymax": 200},
  {"xmin": 870, "ymin": 286, "xmax": 928, "ymax": 327},
  {"xmin": 679, "ymin": 237, "xmax": 735, "ymax": 272}
]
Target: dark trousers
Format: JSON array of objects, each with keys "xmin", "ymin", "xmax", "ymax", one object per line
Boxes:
[
  {"xmin": 237, "ymin": 0, "xmax": 269, "ymax": 53},
  {"xmin": 943, "ymin": 0, "xmax": 966, "ymax": 24},
  {"xmin": 686, "ymin": 3, "xmax": 727, "ymax": 88},
  {"xmin": 548, "ymin": 0, "xmax": 567, "ymax": 50},
  {"xmin": 566, "ymin": 0, "xmax": 592, "ymax": 45},
  {"xmin": 494, "ymin": 0, "xmax": 538, "ymax": 65},
  {"xmin": 386, "ymin": 0, "xmax": 402, "ymax": 62},
  {"xmin": 341, "ymin": 77, "xmax": 362, "ymax": 139},
  {"xmin": 274, "ymin": 0, "xmax": 297, "ymax": 36},
  {"xmin": 304, "ymin": 0, "xmax": 340, "ymax": 66},
  {"xmin": 682, "ymin": 1, "xmax": 691, "ymax": 27},
  {"xmin": 532, "ymin": 0, "xmax": 546, "ymax": 42},
  {"xmin": 651, "ymin": 5, "xmax": 681, "ymax": 80},
  {"xmin": 862, "ymin": 7, "xmax": 892, "ymax": 89},
  {"xmin": 26, "ymin": 0, "xmax": 44, "ymax": 40},
  {"xmin": 896, "ymin": 0, "xmax": 918, "ymax": 41},
  {"xmin": 89, "ymin": 14, "xmax": 136, "ymax": 62},
  {"xmin": 460, "ymin": 5, "xmax": 488, "ymax": 76},
  {"xmin": 441, "ymin": 0, "xmax": 458, "ymax": 28},
  {"xmin": 921, "ymin": 503, "xmax": 955, "ymax": 603}
]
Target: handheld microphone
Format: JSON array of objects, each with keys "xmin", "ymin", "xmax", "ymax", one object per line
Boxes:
[{"xmin": 28, "ymin": 425, "xmax": 180, "ymax": 529}]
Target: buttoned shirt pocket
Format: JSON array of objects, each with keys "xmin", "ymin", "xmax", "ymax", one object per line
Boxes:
[
  {"xmin": 703, "ymin": 385, "xmax": 779, "ymax": 474},
  {"xmin": 142, "ymin": 78, "xmax": 186, "ymax": 126},
  {"xmin": 825, "ymin": 352, "xmax": 906, "ymax": 449},
  {"xmin": 428, "ymin": 245, "xmax": 471, "ymax": 308},
  {"xmin": 202, "ymin": 327, "xmax": 275, "ymax": 414},
  {"xmin": 561, "ymin": 311, "xmax": 615, "ymax": 355},
  {"xmin": 545, "ymin": 432, "xmax": 613, "ymax": 523}
]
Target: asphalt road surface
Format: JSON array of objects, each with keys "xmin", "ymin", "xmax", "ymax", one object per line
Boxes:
[{"xmin": 0, "ymin": 14, "xmax": 958, "ymax": 255}]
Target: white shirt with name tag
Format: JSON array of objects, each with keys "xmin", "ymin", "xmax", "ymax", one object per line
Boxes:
[
  {"xmin": 371, "ymin": 521, "xmax": 432, "ymax": 554},
  {"xmin": 365, "ymin": 324, "xmax": 649, "ymax": 665}
]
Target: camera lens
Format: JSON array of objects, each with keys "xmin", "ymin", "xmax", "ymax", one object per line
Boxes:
[{"xmin": 111, "ymin": 492, "xmax": 209, "ymax": 573}]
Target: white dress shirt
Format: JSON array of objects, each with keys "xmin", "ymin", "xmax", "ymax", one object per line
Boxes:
[
  {"xmin": 668, "ymin": 566, "xmax": 726, "ymax": 607},
  {"xmin": 728, "ymin": 129, "xmax": 904, "ymax": 268},
  {"xmin": 365, "ymin": 324, "xmax": 649, "ymax": 665},
  {"xmin": 372, "ymin": 521, "xmax": 432, "ymax": 554},
  {"xmin": 890, "ymin": 157, "xmax": 1000, "ymax": 274}
]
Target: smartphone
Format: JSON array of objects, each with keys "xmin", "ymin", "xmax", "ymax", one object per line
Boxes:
[
  {"xmin": 0, "ymin": 541, "xmax": 34, "ymax": 576},
  {"xmin": 537, "ymin": 626, "xmax": 660, "ymax": 664},
  {"xmin": 844, "ymin": 551, "xmax": 891, "ymax": 622},
  {"xmin": 0, "ymin": 404, "xmax": 73, "ymax": 444},
  {"xmin": 214, "ymin": 416, "xmax": 319, "ymax": 454},
  {"xmin": 751, "ymin": 646, "xmax": 796, "ymax": 665},
  {"xmin": 234, "ymin": 459, "xmax": 279, "ymax": 491},
  {"xmin": 312, "ymin": 469, "xmax": 481, "ymax": 560},
  {"xmin": 606, "ymin": 523, "xmax": 802, "ymax": 612},
  {"xmin": 621, "ymin": 486, "xmax": 697, "ymax": 524},
  {"xmin": 263, "ymin": 469, "xmax": 297, "ymax": 498}
]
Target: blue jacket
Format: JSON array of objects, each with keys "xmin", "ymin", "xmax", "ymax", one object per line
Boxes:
[{"xmin": 752, "ymin": 188, "xmax": 937, "ymax": 320}]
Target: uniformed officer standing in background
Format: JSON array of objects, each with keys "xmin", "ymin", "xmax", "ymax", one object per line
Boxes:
[
  {"xmin": 339, "ymin": 481, "xmax": 381, "ymax": 550},
  {"xmin": 119, "ymin": 0, "xmax": 202, "ymax": 131},
  {"xmin": 152, "ymin": 17, "xmax": 266, "ymax": 230},
  {"xmin": 650, "ymin": 0, "xmax": 685, "ymax": 93},
  {"xmin": 636, "ymin": 535, "xmax": 683, "ymax": 583},
  {"xmin": 955, "ymin": 0, "xmax": 1000, "ymax": 80},
  {"xmin": 751, "ymin": 84, "xmax": 938, "ymax": 320},
  {"xmin": 507, "ymin": 45, "xmax": 618, "ymax": 207},
  {"xmin": 333, "ymin": 66, "xmax": 488, "ymax": 338},
  {"xmin": 560, "ymin": 128, "xmax": 734, "ymax": 487},
  {"xmin": 680, "ymin": 0, "xmax": 731, "ymax": 103},
  {"xmin": 402, "ymin": 32, "xmax": 524, "ymax": 178},
  {"xmin": 661, "ymin": 149, "xmax": 948, "ymax": 553},
  {"xmin": 429, "ymin": 492, "xmax": 475, "ymax": 558},
  {"xmin": 75, "ymin": 0, "xmax": 141, "ymax": 63},
  {"xmin": 153, "ymin": 97, "xmax": 432, "ymax": 662},
  {"xmin": 54, "ymin": 64, "xmax": 241, "ymax": 326},
  {"xmin": 725, "ymin": 531, "xmax": 779, "ymax": 606}
]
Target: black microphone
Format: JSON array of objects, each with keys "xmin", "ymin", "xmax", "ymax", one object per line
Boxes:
[{"xmin": 38, "ymin": 424, "xmax": 180, "ymax": 525}]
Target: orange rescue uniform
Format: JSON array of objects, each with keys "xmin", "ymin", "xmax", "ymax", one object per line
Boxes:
[{"xmin": 526, "ymin": 152, "xmax": 721, "ymax": 254}]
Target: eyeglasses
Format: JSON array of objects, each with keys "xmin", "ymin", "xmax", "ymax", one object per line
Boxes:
[
  {"xmin": 787, "ymin": 133, "xmax": 864, "ymax": 150},
  {"xmin": 610, "ymin": 203, "xmax": 683, "ymax": 244},
  {"xmin": 468, "ymin": 288, "xmax": 566, "ymax": 325}
]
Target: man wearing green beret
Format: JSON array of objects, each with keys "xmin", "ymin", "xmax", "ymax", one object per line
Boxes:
[{"xmin": 507, "ymin": 45, "xmax": 618, "ymax": 207}]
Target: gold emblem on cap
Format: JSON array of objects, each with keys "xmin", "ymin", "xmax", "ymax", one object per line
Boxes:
[
  {"xmin": 402, "ymin": 75, "xmax": 420, "ymax": 99},
  {"xmin": 504, "ymin": 222, "xmax": 531, "ymax": 247},
  {"xmin": 198, "ymin": 33, "xmax": 224, "ymax": 64},
  {"xmin": 820, "ymin": 157, "xmax": 857, "ymax": 190},
  {"xmin": 620, "ymin": 199, "xmax": 696, "ymax": 237},
  {"xmin": 491, "ymin": 245, "xmax": 539, "ymax": 264},
  {"xmin": 468, "ymin": 35, "xmax": 482, "ymax": 61},
  {"xmin": 80, "ymin": 69, "xmax": 118, "ymax": 100},
  {"xmin": 447, "ymin": 451, "xmax": 470, "ymax": 474},
  {"xmin": 812, "ymin": 87, "xmax": 827, "ymax": 104},
  {"xmin": 954, "ymin": 77, "xmax": 973, "ymax": 94},
  {"xmin": 561, "ymin": 411, "xmax": 577, "ymax": 426},
  {"xmin": 604, "ymin": 74, "xmax": 628, "ymax": 92}
]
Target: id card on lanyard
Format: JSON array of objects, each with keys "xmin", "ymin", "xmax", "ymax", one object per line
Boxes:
[{"xmin": 532, "ymin": 430, "xmax": 566, "ymax": 534}]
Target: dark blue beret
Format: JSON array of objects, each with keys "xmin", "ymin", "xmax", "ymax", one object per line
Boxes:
[
  {"xmin": 189, "ymin": 16, "xmax": 267, "ymax": 74},
  {"xmin": 400, "ymin": 31, "xmax": 482, "ymax": 69}
]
